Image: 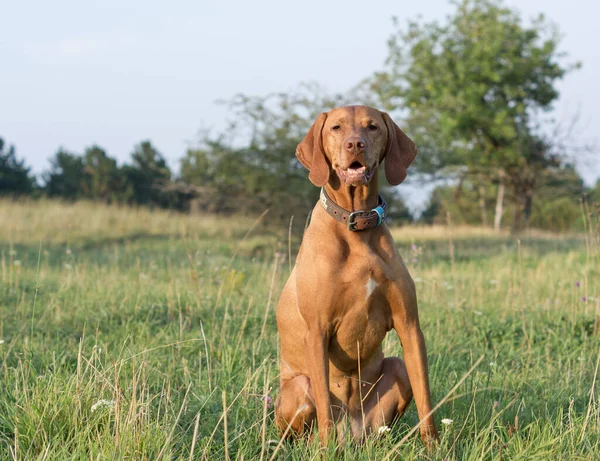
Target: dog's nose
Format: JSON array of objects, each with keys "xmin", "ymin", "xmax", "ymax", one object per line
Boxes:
[{"xmin": 344, "ymin": 137, "xmax": 365, "ymax": 155}]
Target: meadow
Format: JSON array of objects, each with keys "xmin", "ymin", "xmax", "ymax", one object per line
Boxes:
[{"xmin": 1, "ymin": 199, "xmax": 599, "ymax": 460}]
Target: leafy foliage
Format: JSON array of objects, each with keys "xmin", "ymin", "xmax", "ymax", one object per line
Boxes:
[
  {"xmin": 371, "ymin": 0, "xmax": 582, "ymax": 231},
  {"xmin": 121, "ymin": 141, "xmax": 173, "ymax": 208},
  {"xmin": 0, "ymin": 138, "xmax": 36, "ymax": 197},
  {"xmin": 44, "ymin": 149, "xmax": 86, "ymax": 200},
  {"xmin": 421, "ymin": 164, "xmax": 589, "ymax": 231},
  {"xmin": 374, "ymin": 0, "xmax": 576, "ymax": 169},
  {"xmin": 179, "ymin": 83, "xmax": 412, "ymax": 220},
  {"xmin": 42, "ymin": 142, "xmax": 175, "ymax": 208}
]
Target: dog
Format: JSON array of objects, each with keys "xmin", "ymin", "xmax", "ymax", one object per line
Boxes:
[{"xmin": 274, "ymin": 105, "xmax": 438, "ymax": 446}]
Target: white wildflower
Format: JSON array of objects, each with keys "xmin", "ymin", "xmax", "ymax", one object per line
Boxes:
[
  {"xmin": 91, "ymin": 399, "xmax": 116, "ymax": 412},
  {"xmin": 0, "ymin": 339, "xmax": 5, "ymax": 345},
  {"xmin": 489, "ymin": 361, "xmax": 496, "ymax": 367},
  {"xmin": 474, "ymin": 310, "xmax": 483, "ymax": 316},
  {"xmin": 13, "ymin": 260, "xmax": 21, "ymax": 267},
  {"xmin": 378, "ymin": 425, "xmax": 391, "ymax": 434},
  {"xmin": 65, "ymin": 248, "xmax": 72, "ymax": 256},
  {"xmin": 441, "ymin": 418, "xmax": 453, "ymax": 426}
]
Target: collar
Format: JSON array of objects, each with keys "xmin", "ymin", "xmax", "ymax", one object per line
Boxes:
[{"xmin": 319, "ymin": 188, "xmax": 387, "ymax": 231}]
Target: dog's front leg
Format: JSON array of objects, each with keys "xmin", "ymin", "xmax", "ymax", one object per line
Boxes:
[
  {"xmin": 390, "ymin": 282, "xmax": 439, "ymax": 446},
  {"xmin": 396, "ymin": 323, "xmax": 438, "ymax": 445},
  {"xmin": 304, "ymin": 327, "xmax": 333, "ymax": 445}
]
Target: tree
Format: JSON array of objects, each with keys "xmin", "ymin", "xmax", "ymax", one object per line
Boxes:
[
  {"xmin": 176, "ymin": 82, "xmax": 418, "ymax": 220},
  {"xmin": 371, "ymin": 0, "xmax": 580, "ymax": 232},
  {"xmin": 43, "ymin": 149, "xmax": 86, "ymax": 200},
  {"xmin": 420, "ymin": 164, "xmax": 588, "ymax": 231},
  {"xmin": 122, "ymin": 141, "xmax": 173, "ymax": 207},
  {"xmin": 0, "ymin": 137, "xmax": 36, "ymax": 196},
  {"xmin": 419, "ymin": 181, "xmax": 496, "ymax": 225},
  {"xmin": 177, "ymin": 83, "xmax": 356, "ymax": 219},
  {"xmin": 82, "ymin": 145, "xmax": 125, "ymax": 203}
]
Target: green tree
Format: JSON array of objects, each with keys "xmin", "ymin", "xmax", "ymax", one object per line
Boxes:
[
  {"xmin": 419, "ymin": 181, "xmax": 495, "ymax": 225},
  {"xmin": 43, "ymin": 149, "xmax": 86, "ymax": 199},
  {"xmin": 372, "ymin": 0, "xmax": 579, "ymax": 232},
  {"xmin": 178, "ymin": 83, "xmax": 413, "ymax": 219},
  {"xmin": 178, "ymin": 84, "xmax": 354, "ymax": 218},
  {"xmin": 0, "ymin": 137, "xmax": 36, "ymax": 196},
  {"xmin": 122, "ymin": 141, "xmax": 173, "ymax": 207},
  {"xmin": 82, "ymin": 145, "xmax": 125, "ymax": 203},
  {"xmin": 528, "ymin": 165, "xmax": 584, "ymax": 232},
  {"xmin": 421, "ymin": 164, "xmax": 587, "ymax": 231}
]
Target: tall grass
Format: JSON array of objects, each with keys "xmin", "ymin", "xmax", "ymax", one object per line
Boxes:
[{"xmin": 0, "ymin": 199, "xmax": 598, "ymax": 459}]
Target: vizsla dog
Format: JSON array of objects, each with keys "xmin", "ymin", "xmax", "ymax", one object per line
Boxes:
[{"xmin": 274, "ymin": 105, "xmax": 439, "ymax": 446}]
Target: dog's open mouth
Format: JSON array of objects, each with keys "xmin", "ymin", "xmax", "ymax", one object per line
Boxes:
[{"xmin": 337, "ymin": 161, "xmax": 374, "ymax": 185}]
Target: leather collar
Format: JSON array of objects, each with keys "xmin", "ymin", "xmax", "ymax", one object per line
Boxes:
[{"xmin": 319, "ymin": 188, "xmax": 387, "ymax": 231}]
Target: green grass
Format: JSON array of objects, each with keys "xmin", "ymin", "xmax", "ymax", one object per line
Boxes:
[{"xmin": 1, "ymin": 199, "xmax": 599, "ymax": 460}]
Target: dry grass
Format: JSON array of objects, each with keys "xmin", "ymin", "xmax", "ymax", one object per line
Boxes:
[
  {"xmin": 3, "ymin": 198, "xmax": 587, "ymax": 247},
  {"xmin": 0, "ymin": 198, "xmax": 267, "ymax": 245},
  {"xmin": 390, "ymin": 224, "xmax": 588, "ymax": 243}
]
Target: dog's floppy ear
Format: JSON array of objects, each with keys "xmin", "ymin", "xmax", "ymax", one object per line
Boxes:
[
  {"xmin": 296, "ymin": 113, "xmax": 330, "ymax": 187},
  {"xmin": 382, "ymin": 112, "xmax": 418, "ymax": 186}
]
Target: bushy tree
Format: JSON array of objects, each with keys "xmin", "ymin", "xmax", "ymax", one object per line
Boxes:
[
  {"xmin": 43, "ymin": 149, "xmax": 86, "ymax": 200},
  {"xmin": 0, "ymin": 137, "xmax": 36, "ymax": 196},
  {"xmin": 178, "ymin": 84, "xmax": 354, "ymax": 218},
  {"xmin": 421, "ymin": 164, "xmax": 587, "ymax": 231},
  {"xmin": 177, "ymin": 83, "xmax": 414, "ymax": 220},
  {"xmin": 371, "ymin": 0, "xmax": 580, "ymax": 232},
  {"xmin": 122, "ymin": 141, "xmax": 173, "ymax": 207},
  {"xmin": 82, "ymin": 145, "xmax": 125, "ymax": 203},
  {"xmin": 419, "ymin": 182, "xmax": 495, "ymax": 225}
]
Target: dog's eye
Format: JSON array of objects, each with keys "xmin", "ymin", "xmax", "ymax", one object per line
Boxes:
[
  {"xmin": 368, "ymin": 124, "xmax": 378, "ymax": 131},
  {"xmin": 331, "ymin": 125, "xmax": 341, "ymax": 131}
]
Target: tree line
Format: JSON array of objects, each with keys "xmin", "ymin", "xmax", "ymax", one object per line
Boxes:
[
  {"xmin": 1, "ymin": 138, "xmax": 176, "ymax": 208},
  {"xmin": 1, "ymin": 0, "xmax": 598, "ymax": 231}
]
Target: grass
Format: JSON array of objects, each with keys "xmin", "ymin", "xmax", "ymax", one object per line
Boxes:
[{"xmin": 1, "ymin": 198, "xmax": 599, "ymax": 460}]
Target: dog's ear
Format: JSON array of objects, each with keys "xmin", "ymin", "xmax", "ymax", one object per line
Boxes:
[
  {"xmin": 382, "ymin": 112, "xmax": 418, "ymax": 186},
  {"xmin": 296, "ymin": 113, "xmax": 330, "ymax": 187}
]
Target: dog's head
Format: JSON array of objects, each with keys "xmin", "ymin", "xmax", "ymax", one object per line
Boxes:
[{"xmin": 296, "ymin": 105, "xmax": 417, "ymax": 187}]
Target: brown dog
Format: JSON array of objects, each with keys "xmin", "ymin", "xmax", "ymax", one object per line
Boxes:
[{"xmin": 274, "ymin": 105, "xmax": 438, "ymax": 446}]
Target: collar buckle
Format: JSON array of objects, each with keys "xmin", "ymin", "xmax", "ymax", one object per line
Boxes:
[{"xmin": 347, "ymin": 211, "xmax": 362, "ymax": 231}]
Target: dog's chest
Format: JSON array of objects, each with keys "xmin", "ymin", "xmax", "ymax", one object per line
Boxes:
[{"xmin": 330, "ymin": 271, "xmax": 393, "ymax": 366}]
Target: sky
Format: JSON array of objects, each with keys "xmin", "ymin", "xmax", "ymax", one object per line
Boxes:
[{"xmin": 1, "ymin": 0, "xmax": 598, "ymax": 208}]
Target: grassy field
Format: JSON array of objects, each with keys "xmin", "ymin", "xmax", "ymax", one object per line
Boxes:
[{"xmin": 1, "ymin": 199, "xmax": 599, "ymax": 460}]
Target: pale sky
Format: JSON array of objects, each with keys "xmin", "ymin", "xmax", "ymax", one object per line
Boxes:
[{"xmin": 1, "ymin": 0, "xmax": 598, "ymax": 204}]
